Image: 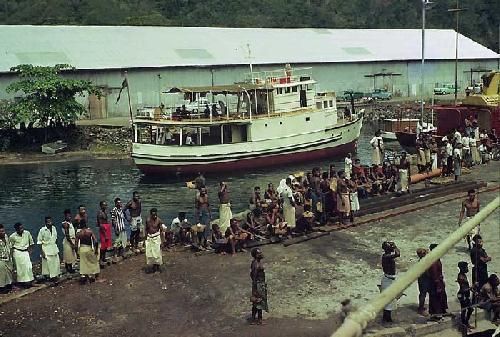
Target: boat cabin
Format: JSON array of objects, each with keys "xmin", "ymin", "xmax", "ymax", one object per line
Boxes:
[{"xmin": 133, "ymin": 66, "xmax": 340, "ymax": 147}]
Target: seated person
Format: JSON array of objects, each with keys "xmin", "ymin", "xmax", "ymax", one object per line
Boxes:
[
  {"xmin": 203, "ymin": 104, "xmax": 211, "ymax": 118},
  {"xmin": 249, "ymin": 186, "xmax": 262, "ymax": 211},
  {"xmin": 264, "ymin": 183, "xmax": 278, "ymax": 203},
  {"xmin": 211, "ymin": 224, "xmax": 228, "ymax": 255},
  {"xmin": 265, "ymin": 203, "xmax": 282, "ymax": 227},
  {"xmin": 244, "ymin": 208, "xmax": 267, "ymax": 236},
  {"xmin": 296, "ymin": 210, "xmax": 314, "ymax": 234},
  {"xmin": 479, "ymin": 274, "xmax": 500, "ymax": 323},
  {"xmin": 352, "ymin": 159, "xmax": 364, "ymax": 177},
  {"xmin": 225, "ymin": 219, "xmax": 253, "ymax": 255},
  {"xmin": 170, "ymin": 212, "xmax": 191, "ymax": 246},
  {"xmin": 190, "ymin": 223, "xmax": 207, "ymax": 249}
]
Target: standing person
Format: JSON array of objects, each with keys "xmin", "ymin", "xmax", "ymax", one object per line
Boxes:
[
  {"xmin": 97, "ymin": 201, "xmax": 112, "ymax": 267},
  {"xmin": 279, "ymin": 178, "xmax": 296, "ymax": 231},
  {"xmin": 37, "ymin": 216, "xmax": 61, "ymax": 282},
  {"xmin": 470, "ymin": 135, "xmax": 480, "ymax": 166},
  {"xmin": 344, "ymin": 153, "xmax": 353, "ymax": 180},
  {"xmin": 479, "ymin": 274, "xmax": 500, "ymax": 324},
  {"xmin": 218, "ymin": 182, "xmax": 232, "ymax": 233},
  {"xmin": 462, "ymin": 133, "xmax": 472, "ymax": 168},
  {"xmin": 445, "ymin": 139, "xmax": 454, "ymax": 176},
  {"xmin": 126, "ymin": 191, "xmax": 142, "ymax": 254},
  {"xmin": 453, "ymin": 144, "xmax": 463, "ymax": 182},
  {"xmin": 195, "ymin": 187, "xmax": 211, "ymax": 247},
  {"xmin": 75, "ymin": 220, "xmax": 99, "ymax": 283},
  {"xmin": 145, "ymin": 208, "xmax": 164, "ymax": 273},
  {"xmin": 336, "ymin": 171, "xmax": 352, "ymax": 223},
  {"xmin": 61, "ymin": 209, "xmax": 76, "ymax": 273},
  {"xmin": 470, "ymin": 235, "xmax": 491, "ymax": 290},
  {"xmin": 456, "ymin": 261, "xmax": 474, "ymax": 332},
  {"xmin": 9, "ymin": 223, "xmax": 34, "ymax": 287},
  {"xmin": 428, "ymin": 243, "xmax": 448, "ymax": 321},
  {"xmin": 111, "ymin": 198, "xmax": 127, "ymax": 261},
  {"xmin": 416, "ymin": 248, "xmax": 431, "ymax": 316},
  {"xmin": 458, "ymin": 189, "xmax": 480, "ymax": 251},
  {"xmin": 0, "ymin": 224, "xmax": 13, "ymax": 293},
  {"xmin": 73, "ymin": 205, "xmax": 88, "ymax": 230},
  {"xmin": 370, "ymin": 130, "xmax": 384, "ymax": 166},
  {"xmin": 249, "ymin": 248, "xmax": 268, "ymax": 325},
  {"xmin": 398, "ymin": 151, "xmax": 411, "ymax": 193},
  {"xmin": 380, "ymin": 241, "xmax": 400, "ymax": 323}
]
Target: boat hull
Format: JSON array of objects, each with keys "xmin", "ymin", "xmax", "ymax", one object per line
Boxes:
[
  {"xmin": 136, "ymin": 140, "xmax": 357, "ymax": 175},
  {"xmin": 133, "ymin": 117, "xmax": 362, "ymax": 175}
]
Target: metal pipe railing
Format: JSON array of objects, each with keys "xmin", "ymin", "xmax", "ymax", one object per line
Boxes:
[{"xmin": 331, "ymin": 196, "xmax": 500, "ymax": 337}]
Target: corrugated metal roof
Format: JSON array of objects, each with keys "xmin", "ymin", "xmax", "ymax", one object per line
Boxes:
[{"xmin": 0, "ymin": 25, "xmax": 498, "ymax": 73}]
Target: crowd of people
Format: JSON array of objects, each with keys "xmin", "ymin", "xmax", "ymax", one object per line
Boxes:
[{"xmin": 381, "ymin": 190, "xmax": 499, "ymax": 330}]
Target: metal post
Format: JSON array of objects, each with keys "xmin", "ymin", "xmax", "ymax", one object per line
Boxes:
[
  {"xmin": 448, "ymin": 1, "xmax": 464, "ymax": 105},
  {"xmin": 331, "ymin": 196, "xmax": 500, "ymax": 337},
  {"xmin": 420, "ymin": 0, "xmax": 426, "ymax": 122},
  {"xmin": 157, "ymin": 74, "xmax": 162, "ymax": 107}
]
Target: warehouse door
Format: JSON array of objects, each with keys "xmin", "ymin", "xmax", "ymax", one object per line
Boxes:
[{"xmin": 89, "ymin": 94, "xmax": 107, "ymax": 119}]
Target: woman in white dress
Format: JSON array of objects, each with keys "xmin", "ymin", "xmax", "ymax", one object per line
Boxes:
[{"xmin": 370, "ymin": 130, "xmax": 384, "ymax": 166}]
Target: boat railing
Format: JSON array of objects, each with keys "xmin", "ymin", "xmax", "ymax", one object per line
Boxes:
[{"xmin": 244, "ymin": 67, "xmax": 313, "ymax": 85}]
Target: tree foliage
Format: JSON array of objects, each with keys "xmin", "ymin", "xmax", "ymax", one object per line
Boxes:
[
  {"xmin": 6, "ymin": 64, "xmax": 101, "ymax": 128},
  {"xmin": 0, "ymin": 0, "xmax": 498, "ymax": 52}
]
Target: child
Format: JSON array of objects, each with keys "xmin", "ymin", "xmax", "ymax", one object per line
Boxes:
[{"xmin": 457, "ymin": 261, "xmax": 474, "ymax": 332}]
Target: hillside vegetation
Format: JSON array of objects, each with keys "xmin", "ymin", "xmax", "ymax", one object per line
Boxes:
[{"xmin": 0, "ymin": 0, "xmax": 498, "ymax": 52}]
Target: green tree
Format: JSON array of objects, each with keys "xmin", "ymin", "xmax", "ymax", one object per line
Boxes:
[{"xmin": 6, "ymin": 64, "xmax": 101, "ymax": 128}]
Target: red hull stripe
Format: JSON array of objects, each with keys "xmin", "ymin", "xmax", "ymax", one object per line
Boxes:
[{"xmin": 136, "ymin": 140, "xmax": 357, "ymax": 175}]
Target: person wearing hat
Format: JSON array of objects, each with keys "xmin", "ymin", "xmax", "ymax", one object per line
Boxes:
[
  {"xmin": 380, "ymin": 241, "xmax": 400, "ymax": 323},
  {"xmin": 249, "ymin": 248, "xmax": 268, "ymax": 325},
  {"xmin": 456, "ymin": 261, "xmax": 474, "ymax": 331}
]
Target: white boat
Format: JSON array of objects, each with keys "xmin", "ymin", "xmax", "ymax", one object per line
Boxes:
[{"xmin": 131, "ymin": 66, "xmax": 363, "ymax": 175}]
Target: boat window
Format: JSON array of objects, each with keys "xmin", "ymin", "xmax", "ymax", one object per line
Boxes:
[
  {"xmin": 276, "ymin": 88, "xmax": 280, "ymax": 95},
  {"xmin": 323, "ymin": 101, "xmax": 328, "ymax": 109},
  {"xmin": 292, "ymin": 86, "xmax": 298, "ymax": 93},
  {"xmin": 306, "ymin": 117, "xmax": 310, "ymax": 122},
  {"xmin": 329, "ymin": 100, "xmax": 333, "ymax": 107},
  {"xmin": 285, "ymin": 87, "xmax": 291, "ymax": 94}
]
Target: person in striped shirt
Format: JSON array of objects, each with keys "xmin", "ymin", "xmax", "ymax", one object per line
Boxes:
[{"xmin": 111, "ymin": 197, "xmax": 127, "ymax": 262}]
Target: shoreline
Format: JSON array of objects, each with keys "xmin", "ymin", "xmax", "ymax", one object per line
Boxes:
[{"xmin": 0, "ymin": 150, "xmax": 131, "ymax": 166}]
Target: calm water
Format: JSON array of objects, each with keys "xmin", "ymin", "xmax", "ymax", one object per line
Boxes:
[{"xmin": 0, "ymin": 124, "xmax": 400, "ymax": 245}]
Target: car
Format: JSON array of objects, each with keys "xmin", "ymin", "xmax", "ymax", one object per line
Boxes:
[
  {"xmin": 342, "ymin": 90, "xmax": 365, "ymax": 101},
  {"xmin": 434, "ymin": 83, "xmax": 458, "ymax": 95},
  {"xmin": 370, "ymin": 88, "xmax": 392, "ymax": 100}
]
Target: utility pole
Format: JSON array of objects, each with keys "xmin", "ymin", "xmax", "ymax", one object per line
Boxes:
[{"xmin": 448, "ymin": 0, "xmax": 465, "ymax": 105}]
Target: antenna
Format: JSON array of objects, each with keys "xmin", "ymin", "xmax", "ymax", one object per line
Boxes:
[{"xmin": 246, "ymin": 43, "xmax": 253, "ymax": 74}]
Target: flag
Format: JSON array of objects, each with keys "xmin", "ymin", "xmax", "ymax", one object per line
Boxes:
[{"xmin": 116, "ymin": 78, "xmax": 128, "ymax": 104}]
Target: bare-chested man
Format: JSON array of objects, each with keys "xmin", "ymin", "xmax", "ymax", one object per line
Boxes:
[
  {"xmin": 145, "ymin": 208, "xmax": 164, "ymax": 273},
  {"xmin": 195, "ymin": 187, "xmax": 211, "ymax": 247},
  {"xmin": 73, "ymin": 205, "xmax": 88, "ymax": 230},
  {"xmin": 458, "ymin": 189, "xmax": 480, "ymax": 251},
  {"xmin": 126, "ymin": 191, "xmax": 142, "ymax": 253},
  {"xmin": 96, "ymin": 201, "xmax": 112, "ymax": 266}
]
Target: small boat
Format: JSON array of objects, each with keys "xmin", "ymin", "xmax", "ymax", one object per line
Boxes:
[
  {"xmin": 131, "ymin": 65, "xmax": 363, "ymax": 175},
  {"xmin": 381, "ymin": 118, "xmax": 420, "ymax": 141}
]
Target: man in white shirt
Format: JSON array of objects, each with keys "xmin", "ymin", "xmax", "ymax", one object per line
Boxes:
[
  {"xmin": 462, "ymin": 135, "xmax": 472, "ymax": 167},
  {"xmin": 454, "ymin": 129, "xmax": 462, "ymax": 145},
  {"xmin": 9, "ymin": 223, "xmax": 34, "ymax": 286},
  {"xmin": 344, "ymin": 153, "xmax": 353, "ymax": 180},
  {"xmin": 37, "ymin": 216, "xmax": 61, "ymax": 281},
  {"xmin": 445, "ymin": 140, "xmax": 454, "ymax": 176},
  {"xmin": 280, "ymin": 178, "xmax": 296, "ymax": 230},
  {"xmin": 171, "ymin": 212, "xmax": 190, "ymax": 245}
]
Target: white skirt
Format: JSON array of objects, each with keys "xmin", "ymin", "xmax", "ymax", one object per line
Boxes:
[
  {"xmin": 219, "ymin": 203, "xmax": 232, "ymax": 232},
  {"xmin": 12, "ymin": 249, "xmax": 34, "ymax": 282},
  {"xmin": 145, "ymin": 233, "xmax": 162, "ymax": 265},
  {"xmin": 350, "ymin": 192, "xmax": 360, "ymax": 212},
  {"xmin": 399, "ymin": 169, "xmax": 409, "ymax": 192},
  {"xmin": 0, "ymin": 260, "xmax": 13, "ymax": 287},
  {"xmin": 283, "ymin": 205, "xmax": 296, "ymax": 229},
  {"xmin": 63, "ymin": 239, "xmax": 76, "ymax": 264},
  {"xmin": 41, "ymin": 254, "xmax": 61, "ymax": 278}
]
